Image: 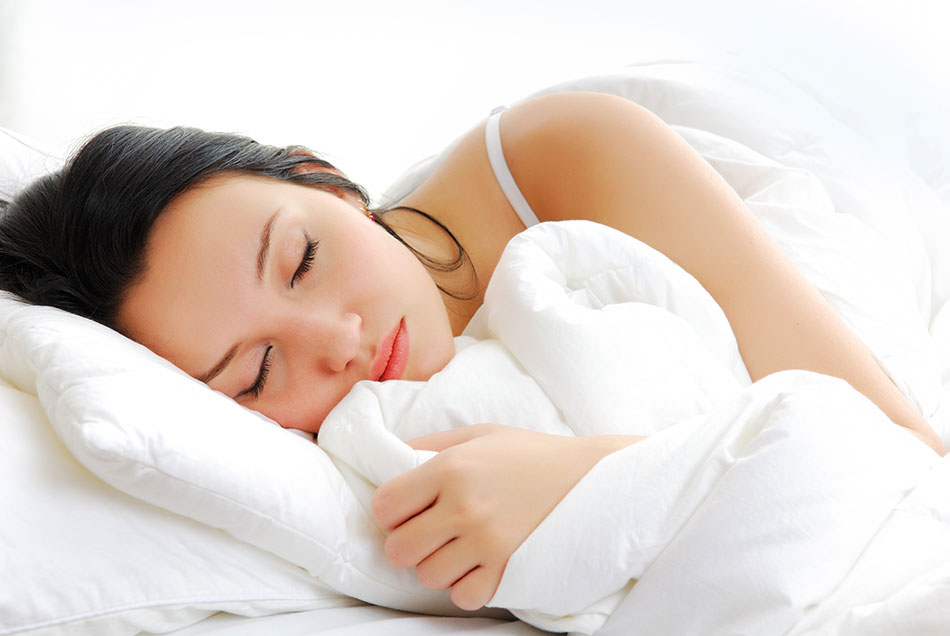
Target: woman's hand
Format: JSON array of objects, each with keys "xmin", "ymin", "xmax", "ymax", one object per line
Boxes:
[{"xmin": 371, "ymin": 423, "xmax": 644, "ymax": 610}]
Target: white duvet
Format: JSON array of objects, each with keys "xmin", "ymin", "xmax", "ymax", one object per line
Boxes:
[
  {"xmin": 4, "ymin": 59, "xmax": 950, "ymax": 636},
  {"xmin": 318, "ymin": 218, "xmax": 950, "ymax": 635}
]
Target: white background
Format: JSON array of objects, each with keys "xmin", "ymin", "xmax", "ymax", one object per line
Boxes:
[{"xmin": 1, "ymin": 0, "xmax": 948, "ymax": 200}]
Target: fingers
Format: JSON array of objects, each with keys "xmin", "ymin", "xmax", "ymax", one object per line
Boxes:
[
  {"xmin": 413, "ymin": 538, "xmax": 473, "ymax": 590},
  {"xmin": 407, "ymin": 422, "xmax": 503, "ymax": 451},
  {"xmin": 373, "ymin": 423, "xmax": 524, "ymax": 612},
  {"xmin": 450, "ymin": 564, "xmax": 505, "ymax": 611},
  {"xmin": 383, "ymin": 504, "xmax": 456, "ymax": 569},
  {"xmin": 371, "ymin": 464, "xmax": 441, "ymax": 531},
  {"xmin": 412, "ymin": 537, "xmax": 506, "ymax": 612},
  {"xmin": 373, "ymin": 430, "xmax": 487, "ymax": 532}
]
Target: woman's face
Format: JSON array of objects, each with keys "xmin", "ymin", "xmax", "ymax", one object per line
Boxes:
[{"xmin": 119, "ymin": 174, "xmax": 456, "ymax": 434}]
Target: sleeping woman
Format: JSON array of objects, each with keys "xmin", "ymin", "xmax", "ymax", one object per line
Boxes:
[{"xmin": 0, "ymin": 91, "xmax": 944, "ymax": 611}]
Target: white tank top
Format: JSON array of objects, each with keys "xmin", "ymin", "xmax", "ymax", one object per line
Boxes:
[{"xmin": 485, "ymin": 106, "xmax": 541, "ymax": 228}]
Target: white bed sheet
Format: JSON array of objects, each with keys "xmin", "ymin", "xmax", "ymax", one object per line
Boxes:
[{"xmin": 144, "ymin": 605, "xmax": 545, "ymax": 636}]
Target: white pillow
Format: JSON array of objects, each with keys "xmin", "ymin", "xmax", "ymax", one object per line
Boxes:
[
  {"xmin": 0, "ymin": 359, "xmax": 353, "ymax": 636},
  {"xmin": 0, "ymin": 127, "xmax": 64, "ymax": 203}
]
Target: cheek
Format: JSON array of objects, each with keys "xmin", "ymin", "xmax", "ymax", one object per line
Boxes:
[
  {"xmin": 417, "ymin": 333, "xmax": 455, "ymax": 380},
  {"xmin": 408, "ymin": 278, "xmax": 456, "ymax": 380},
  {"xmin": 255, "ymin": 395, "xmax": 326, "ymax": 434},
  {"xmin": 252, "ymin": 361, "xmax": 355, "ymax": 434},
  {"xmin": 340, "ymin": 231, "xmax": 430, "ymax": 307}
]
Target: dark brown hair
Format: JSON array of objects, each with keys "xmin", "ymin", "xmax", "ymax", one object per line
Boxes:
[{"xmin": 0, "ymin": 125, "xmax": 472, "ymax": 330}]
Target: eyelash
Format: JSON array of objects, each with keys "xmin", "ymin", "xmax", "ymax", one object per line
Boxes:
[
  {"xmin": 244, "ymin": 345, "xmax": 273, "ymax": 400},
  {"xmin": 291, "ymin": 236, "xmax": 318, "ymax": 287}
]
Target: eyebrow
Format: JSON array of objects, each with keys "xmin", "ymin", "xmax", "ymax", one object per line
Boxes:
[
  {"xmin": 196, "ymin": 344, "xmax": 238, "ymax": 384},
  {"xmin": 256, "ymin": 211, "xmax": 280, "ymax": 282},
  {"xmin": 197, "ymin": 211, "xmax": 279, "ymax": 385}
]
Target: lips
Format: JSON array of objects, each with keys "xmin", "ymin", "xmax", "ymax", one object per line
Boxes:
[{"xmin": 370, "ymin": 318, "xmax": 409, "ymax": 382}]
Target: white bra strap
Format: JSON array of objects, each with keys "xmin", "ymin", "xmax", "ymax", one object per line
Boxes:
[{"xmin": 485, "ymin": 106, "xmax": 540, "ymax": 228}]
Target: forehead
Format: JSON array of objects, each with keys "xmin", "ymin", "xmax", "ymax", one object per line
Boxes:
[
  {"xmin": 117, "ymin": 176, "xmax": 285, "ymax": 369},
  {"xmin": 162, "ymin": 174, "xmax": 287, "ymax": 231}
]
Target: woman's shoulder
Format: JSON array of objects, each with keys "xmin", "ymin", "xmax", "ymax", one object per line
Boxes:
[
  {"xmin": 493, "ymin": 92, "xmax": 674, "ymax": 221},
  {"xmin": 503, "ymin": 90, "xmax": 644, "ymax": 136},
  {"xmin": 402, "ymin": 91, "xmax": 647, "ymax": 215}
]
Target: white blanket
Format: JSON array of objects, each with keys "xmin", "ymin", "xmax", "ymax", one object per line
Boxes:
[{"xmin": 317, "ymin": 219, "xmax": 950, "ymax": 635}]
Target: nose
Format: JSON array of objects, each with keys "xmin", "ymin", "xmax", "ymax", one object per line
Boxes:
[{"xmin": 290, "ymin": 310, "xmax": 362, "ymax": 374}]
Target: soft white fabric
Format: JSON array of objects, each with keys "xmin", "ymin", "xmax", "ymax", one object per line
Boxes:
[
  {"xmin": 0, "ymin": 365, "xmax": 356, "ymax": 636},
  {"xmin": 0, "ymin": 127, "xmax": 64, "ymax": 202},
  {"xmin": 317, "ymin": 220, "xmax": 950, "ymax": 634},
  {"xmin": 140, "ymin": 604, "xmax": 545, "ymax": 636},
  {"xmin": 3, "ymin": 58, "xmax": 950, "ymax": 635}
]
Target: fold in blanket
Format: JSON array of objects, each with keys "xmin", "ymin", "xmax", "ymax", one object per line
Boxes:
[{"xmin": 318, "ymin": 220, "xmax": 949, "ymax": 635}]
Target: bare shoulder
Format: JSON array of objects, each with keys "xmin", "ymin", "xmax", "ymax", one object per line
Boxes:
[
  {"xmin": 498, "ymin": 91, "xmax": 711, "ymax": 224},
  {"xmin": 503, "ymin": 90, "xmax": 652, "ymax": 139},
  {"xmin": 401, "ymin": 92, "xmax": 654, "ymax": 213}
]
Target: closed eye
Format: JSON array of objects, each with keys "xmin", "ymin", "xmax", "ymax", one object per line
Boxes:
[
  {"xmin": 237, "ymin": 345, "xmax": 273, "ymax": 400},
  {"xmin": 291, "ymin": 234, "xmax": 318, "ymax": 287}
]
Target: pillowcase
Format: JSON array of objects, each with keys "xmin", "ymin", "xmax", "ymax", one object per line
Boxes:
[
  {"xmin": 0, "ymin": 127, "xmax": 64, "ymax": 203},
  {"xmin": 0, "ymin": 340, "xmax": 354, "ymax": 636}
]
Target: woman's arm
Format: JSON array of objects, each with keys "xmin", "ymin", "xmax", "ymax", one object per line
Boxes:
[{"xmin": 499, "ymin": 92, "xmax": 945, "ymax": 455}]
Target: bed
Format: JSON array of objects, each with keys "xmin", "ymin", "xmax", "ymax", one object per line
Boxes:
[{"xmin": 3, "ymin": 37, "xmax": 950, "ymax": 636}]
